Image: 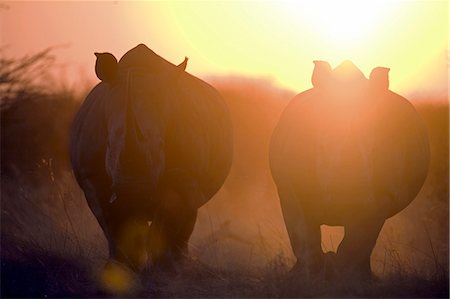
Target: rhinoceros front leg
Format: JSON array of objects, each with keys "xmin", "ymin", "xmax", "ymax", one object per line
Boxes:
[
  {"xmin": 278, "ymin": 186, "xmax": 323, "ymax": 276},
  {"xmin": 337, "ymin": 214, "xmax": 385, "ymax": 279}
]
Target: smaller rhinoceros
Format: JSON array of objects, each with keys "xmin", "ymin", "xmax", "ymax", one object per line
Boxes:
[{"xmin": 269, "ymin": 60, "xmax": 430, "ymax": 279}]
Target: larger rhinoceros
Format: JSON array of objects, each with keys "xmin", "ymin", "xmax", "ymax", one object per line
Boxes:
[
  {"xmin": 70, "ymin": 44, "xmax": 233, "ymax": 279},
  {"xmin": 269, "ymin": 60, "xmax": 430, "ymax": 279}
]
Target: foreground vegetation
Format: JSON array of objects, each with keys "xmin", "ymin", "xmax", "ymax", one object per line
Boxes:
[{"xmin": 1, "ymin": 50, "xmax": 448, "ymax": 297}]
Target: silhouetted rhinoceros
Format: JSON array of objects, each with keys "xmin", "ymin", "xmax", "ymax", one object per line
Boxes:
[
  {"xmin": 70, "ymin": 44, "xmax": 233, "ymax": 289},
  {"xmin": 269, "ymin": 60, "xmax": 429, "ymax": 279}
]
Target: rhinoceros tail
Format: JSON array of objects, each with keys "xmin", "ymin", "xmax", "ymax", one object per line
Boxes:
[{"xmin": 177, "ymin": 57, "xmax": 189, "ymax": 71}]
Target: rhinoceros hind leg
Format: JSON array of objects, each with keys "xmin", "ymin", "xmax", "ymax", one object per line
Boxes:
[
  {"xmin": 337, "ymin": 215, "xmax": 385, "ymax": 279},
  {"xmin": 278, "ymin": 186, "xmax": 323, "ymax": 276},
  {"xmin": 86, "ymin": 183, "xmax": 150, "ymax": 272},
  {"xmin": 79, "ymin": 176, "xmax": 118, "ymax": 257},
  {"xmin": 148, "ymin": 187, "xmax": 197, "ymax": 272},
  {"xmin": 107, "ymin": 215, "xmax": 149, "ymax": 271}
]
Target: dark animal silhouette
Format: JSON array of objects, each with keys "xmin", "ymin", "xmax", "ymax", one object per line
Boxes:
[
  {"xmin": 70, "ymin": 44, "xmax": 233, "ymax": 285},
  {"xmin": 269, "ymin": 60, "xmax": 430, "ymax": 279},
  {"xmin": 94, "ymin": 52, "xmax": 118, "ymax": 84}
]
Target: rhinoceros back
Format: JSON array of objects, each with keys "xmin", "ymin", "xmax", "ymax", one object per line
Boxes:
[
  {"xmin": 71, "ymin": 44, "xmax": 233, "ymax": 211},
  {"xmin": 164, "ymin": 72, "xmax": 233, "ymax": 201},
  {"xmin": 116, "ymin": 44, "xmax": 233, "ymax": 200},
  {"xmin": 70, "ymin": 83, "xmax": 110, "ymax": 184},
  {"xmin": 270, "ymin": 85, "xmax": 429, "ymax": 221}
]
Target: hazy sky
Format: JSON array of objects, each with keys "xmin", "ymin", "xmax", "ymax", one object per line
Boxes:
[{"xmin": 1, "ymin": 1, "xmax": 448, "ymax": 97}]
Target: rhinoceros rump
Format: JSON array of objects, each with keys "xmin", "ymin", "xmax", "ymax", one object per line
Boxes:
[
  {"xmin": 269, "ymin": 61, "xmax": 430, "ymax": 279},
  {"xmin": 70, "ymin": 44, "xmax": 233, "ymax": 288}
]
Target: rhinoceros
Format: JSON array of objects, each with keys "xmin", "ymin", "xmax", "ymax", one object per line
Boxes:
[
  {"xmin": 70, "ymin": 44, "xmax": 233, "ymax": 277},
  {"xmin": 269, "ymin": 60, "xmax": 430, "ymax": 279}
]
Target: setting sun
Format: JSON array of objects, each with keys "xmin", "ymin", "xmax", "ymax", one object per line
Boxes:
[{"xmin": 274, "ymin": 1, "xmax": 396, "ymax": 47}]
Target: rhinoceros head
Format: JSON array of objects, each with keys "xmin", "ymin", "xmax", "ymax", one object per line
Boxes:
[
  {"xmin": 312, "ymin": 60, "xmax": 367, "ymax": 92},
  {"xmin": 103, "ymin": 44, "xmax": 188, "ymax": 199},
  {"xmin": 333, "ymin": 60, "xmax": 366, "ymax": 84},
  {"xmin": 311, "ymin": 60, "xmax": 391, "ymax": 104}
]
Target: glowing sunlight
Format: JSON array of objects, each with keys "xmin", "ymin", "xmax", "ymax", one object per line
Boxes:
[
  {"xmin": 162, "ymin": 1, "xmax": 447, "ymax": 95},
  {"xmin": 274, "ymin": 1, "xmax": 395, "ymax": 47},
  {"xmin": 2, "ymin": 1, "xmax": 447, "ymax": 95}
]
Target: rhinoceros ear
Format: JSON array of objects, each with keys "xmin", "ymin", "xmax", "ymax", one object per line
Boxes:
[
  {"xmin": 369, "ymin": 67, "xmax": 390, "ymax": 90},
  {"xmin": 312, "ymin": 60, "xmax": 332, "ymax": 88},
  {"xmin": 177, "ymin": 56, "xmax": 188, "ymax": 71},
  {"xmin": 94, "ymin": 52, "xmax": 118, "ymax": 84}
]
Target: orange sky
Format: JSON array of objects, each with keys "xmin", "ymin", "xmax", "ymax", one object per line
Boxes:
[{"xmin": 1, "ymin": 1, "xmax": 448, "ymax": 98}]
